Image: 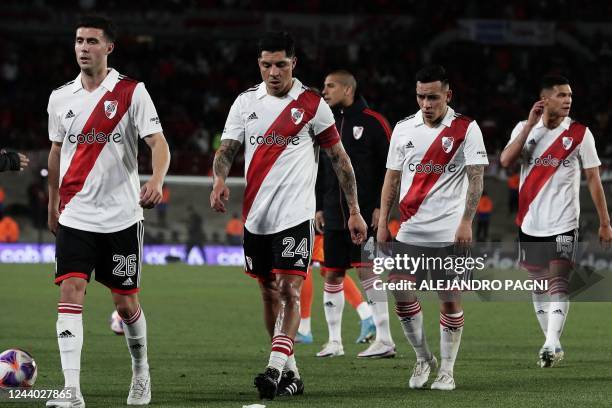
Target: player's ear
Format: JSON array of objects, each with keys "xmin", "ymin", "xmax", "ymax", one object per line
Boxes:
[
  {"xmin": 291, "ymin": 56, "xmax": 297, "ymax": 70},
  {"xmin": 106, "ymin": 42, "xmax": 114, "ymax": 55},
  {"xmin": 446, "ymin": 88, "xmax": 453, "ymax": 103}
]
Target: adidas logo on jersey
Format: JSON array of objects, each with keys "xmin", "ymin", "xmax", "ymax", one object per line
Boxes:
[
  {"xmin": 247, "ymin": 112, "xmax": 258, "ymax": 121},
  {"xmin": 405, "ymin": 141, "xmax": 415, "ymax": 149},
  {"xmin": 58, "ymin": 330, "xmax": 75, "ymax": 338},
  {"xmin": 294, "ymin": 258, "xmax": 305, "ymax": 267},
  {"xmin": 528, "ymin": 139, "xmax": 536, "ymax": 145},
  {"xmin": 122, "ymin": 277, "xmax": 134, "ymax": 286},
  {"xmin": 324, "ymin": 301, "xmax": 335, "ymax": 308},
  {"xmin": 65, "ymin": 110, "xmax": 75, "ymax": 119}
]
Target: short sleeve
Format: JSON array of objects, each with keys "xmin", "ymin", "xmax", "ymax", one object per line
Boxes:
[
  {"xmin": 221, "ymin": 97, "xmax": 245, "ymax": 144},
  {"xmin": 463, "ymin": 121, "xmax": 489, "ymax": 165},
  {"xmin": 506, "ymin": 121, "xmax": 525, "ymax": 148},
  {"xmin": 312, "ymin": 99, "xmax": 339, "ymax": 148},
  {"xmin": 47, "ymin": 95, "xmax": 65, "ymax": 143},
  {"xmin": 130, "ymin": 83, "xmax": 163, "ymax": 138},
  {"xmin": 579, "ymin": 128, "xmax": 601, "ymax": 169},
  {"xmin": 386, "ymin": 125, "xmax": 405, "ymax": 171}
]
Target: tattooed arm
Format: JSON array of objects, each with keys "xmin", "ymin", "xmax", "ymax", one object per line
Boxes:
[
  {"xmin": 323, "ymin": 142, "xmax": 367, "ymax": 244},
  {"xmin": 456, "ymin": 164, "xmax": 485, "ymax": 243},
  {"xmin": 376, "ymin": 169, "xmax": 401, "ymax": 243},
  {"xmin": 210, "ymin": 139, "xmax": 242, "ymax": 213}
]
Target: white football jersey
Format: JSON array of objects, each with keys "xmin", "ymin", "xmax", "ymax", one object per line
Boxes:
[
  {"xmin": 222, "ymin": 79, "xmax": 340, "ymax": 234},
  {"xmin": 508, "ymin": 117, "xmax": 600, "ymax": 236},
  {"xmin": 387, "ymin": 107, "xmax": 489, "ymax": 244},
  {"xmin": 48, "ymin": 68, "xmax": 163, "ymax": 233}
]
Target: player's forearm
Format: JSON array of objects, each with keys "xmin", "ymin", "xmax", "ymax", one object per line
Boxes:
[
  {"xmin": 150, "ymin": 137, "xmax": 170, "ymax": 185},
  {"xmin": 586, "ymin": 170, "xmax": 611, "ymax": 227},
  {"xmin": 213, "ymin": 139, "xmax": 241, "ymax": 182},
  {"xmin": 379, "ymin": 170, "xmax": 401, "ymax": 224},
  {"xmin": 500, "ymin": 125, "xmax": 532, "ymax": 168},
  {"xmin": 461, "ymin": 165, "xmax": 485, "ymax": 223},
  {"xmin": 325, "ymin": 144, "xmax": 360, "ymax": 214},
  {"xmin": 47, "ymin": 147, "xmax": 61, "ymax": 210}
]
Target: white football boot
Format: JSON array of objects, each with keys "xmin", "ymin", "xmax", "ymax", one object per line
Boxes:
[
  {"xmin": 46, "ymin": 388, "xmax": 85, "ymax": 408},
  {"xmin": 316, "ymin": 341, "xmax": 344, "ymax": 357},
  {"xmin": 127, "ymin": 371, "xmax": 151, "ymax": 405},
  {"xmin": 357, "ymin": 340, "xmax": 396, "ymax": 359},
  {"xmin": 430, "ymin": 370, "xmax": 456, "ymax": 391},
  {"xmin": 409, "ymin": 355, "xmax": 438, "ymax": 389}
]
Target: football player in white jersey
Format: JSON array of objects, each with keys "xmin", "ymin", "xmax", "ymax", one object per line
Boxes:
[
  {"xmin": 500, "ymin": 75, "xmax": 612, "ymax": 368},
  {"xmin": 377, "ymin": 65, "xmax": 488, "ymax": 391},
  {"xmin": 210, "ymin": 32, "xmax": 367, "ymax": 400},
  {"xmin": 46, "ymin": 16, "xmax": 170, "ymax": 407}
]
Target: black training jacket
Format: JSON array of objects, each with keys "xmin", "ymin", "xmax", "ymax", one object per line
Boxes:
[{"xmin": 316, "ymin": 96, "xmax": 391, "ymax": 230}]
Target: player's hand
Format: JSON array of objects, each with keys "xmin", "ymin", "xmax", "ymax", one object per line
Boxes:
[
  {"xmin": 526, "ymin": 100, "xmax": 545, "ymax": 127},
  {"xmin": 315, "ymin": 210, "xmax": 325, "ymax": 233},
  {"xmin": 371, "ymin": 208, "xmax": 380, "ymax": 231},
  {"xmin": 376, "ymin": 224, "xmax": 392, "ymax": 256},
  {"xmin": 348, "ymin": 212, "xmax": 368, "ymax": 245},
  {"xmin": 210, "ymin": 179, "xmax": 230, "ymax": 213},
  {"xmin": 48, "ymin": 208, "xmax": 60, "ymax": 235},
  {"xmin": 599, "ymin": 224, "xmax": 612, "ymax": 250},
  {"xmin": 454, "ymin": 220, "xmax": 472, "ymax": 250},
  {"xmin": 139, "ymin": 179, "xmax": 163, "ymax": 209},
  {"xmin": 17, "ymin": 153, "xmax": 29, "ymax": 170}
]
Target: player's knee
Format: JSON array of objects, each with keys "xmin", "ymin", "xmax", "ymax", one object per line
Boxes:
[
  {"xmin": 59, "ymin": 277, "xmax": 87, "ymax": 301},
  {"xmin": 277, "ymin": 280, "xmax": 300, "ymax": 305},
  {"xmin": 325, "ymin": 272, "xmax": 344, "ymax": 285},
  {"xmin": 115, "ymin": 302, "xmax": 139, "ymax": 320},
  {"xmin": 259, "ymin": 281, "xmax": 279, "ymax": 304}
]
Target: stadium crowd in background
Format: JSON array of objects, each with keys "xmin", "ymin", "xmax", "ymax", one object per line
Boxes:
[{"xmin": 1, "ymin": 2, "xmax": 612, "ymax": 176}]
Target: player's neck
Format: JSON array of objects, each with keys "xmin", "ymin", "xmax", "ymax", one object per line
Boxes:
[
  {"xmin": 542, "ymin": 112, "xmax": 564, "ymax": 129},
  {"xmin": 80, "ymin": 67, "xmax": 110, "ymax": 92}
]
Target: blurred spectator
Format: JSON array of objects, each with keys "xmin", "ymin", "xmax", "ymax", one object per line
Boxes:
[
  {"xmin": 507, "ymin": 170, "xmax": 520, "ymax": 213},
  {"xmin": 185, "ymin": 205, "xmax": 205, "ymax": 254},
  {"xmin": 0, "ymin": 186, "xmax": 4, "ymax": 212},
  {"xmin": 27, "ymin": 174, "xmax": 48, "ymax": 229},
  {"xmin": 157, "ymin": 184, "xmax": 170, "ymax": 227},
  {"xmin": 225, "ymin": 213, "xmax": 243, "ymax": 245},
  {"xmin": 0, "ymin": 209, "xmax": 19, "ymax": 242},
  {"xmin": 476, "ymin": 191, "xmax": 494, "ymax": 242}
]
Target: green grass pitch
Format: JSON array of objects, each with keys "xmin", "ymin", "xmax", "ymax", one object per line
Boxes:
[{"xmin": 1, "ymin": 264, "xmax": 610, "ymax": 407}]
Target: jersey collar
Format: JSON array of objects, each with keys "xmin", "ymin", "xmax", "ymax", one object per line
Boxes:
[
  {"xmin": 534, "ymin": 116, "xmax": 571, "ymax": 130},
  {"xmin": 71, "ymin": 68, "xmax": 119, "ymax": 93},
  {"xmin": 256, "ymin": 78, "xmax": 303, "ymax": 100},
  {"xmin": 414, "ymin": 106, "xmax": 455, "ymax": 128}
]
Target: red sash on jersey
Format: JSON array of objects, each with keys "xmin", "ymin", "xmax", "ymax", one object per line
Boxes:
[
  {"xmin": 59, "ymin": 80, "xmax": 138, "ymax": 212},
  {"xmin": 399, "ymin": 116, "xmax": 472, "ymax": 222},
  {"xmin": 243, "ymin": 90, "xmax": 321, "ymax": 222},
  {"xmin": 515, "ymin": 122, "xmax": 586, "ymax": 227}
]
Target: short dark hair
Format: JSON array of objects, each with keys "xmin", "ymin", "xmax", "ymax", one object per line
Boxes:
[
  {"xmin": 415, "ymin": 65, "xmax": 449, "ymax": 87},
  {"xmin": 541, "ymin": 75, "xmax": 570, "ymax": 91},
  {"xmin": 76, "ymin": 15, "xmax": 116, "ymax": 42},
  {"xmin": 258, "ymin": 32, "xmax": 295, "ymax": 58}
]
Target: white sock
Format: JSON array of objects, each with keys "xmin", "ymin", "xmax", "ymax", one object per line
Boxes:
[
  {"xmin": 364, "ymin": 276, "xmax": 393, "ymax": 344},
  {"xmin": 396, "ymin": 301, "xmax": 431, "ymax": 360},
  {"xmin": 298, "ymin": 318, "xmax": 311, "ymax": 335},
  {"xmin": 440, "ymin": 311, "xmax": 464, "ymax": 375},
  {"xmin": 284, "ymin": 353, "xmax": 300, "ymax": 378},
  {"xmin": 545, "ymin": 297, "xmax": 569, "ymax": 349},
  {"xmin": 532, "ymin": 291, "xmax": 549, "ymax": 336},
  {"xmin": 356, "ymin": 302, "xmax": 372, "ymax": 321},
  {"xmin": 121, "ymin": 305, "xmax": 149, "ymax": 376},
  {"xmin": 56, "ymin": 303, "xmax": 84, "ymax": 392},
  {"xmin": 323, "ymin": 283, "xmax": 344, "ymax": 343},
  {"xmin": 269, "ymin": 335, "xmax": 293, "ymax": 380}
]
